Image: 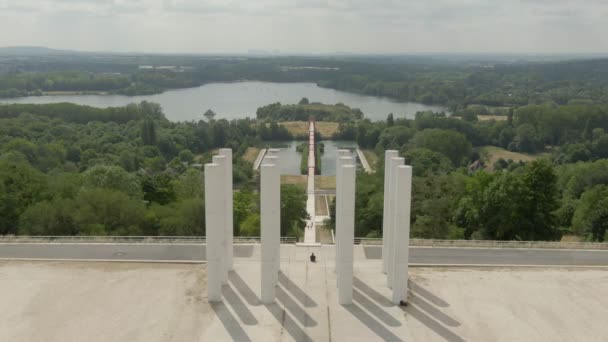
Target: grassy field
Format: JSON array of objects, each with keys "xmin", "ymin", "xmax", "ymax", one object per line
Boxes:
[
  {"xmin": 479, "ymin": 146, "xmax": 548, "ymax": 170},
  {"xmin": 242, "ymin": 147, "xmax": 261, "ymax": 163},
  {"xmin": 281, "ymin": 175, "xmax": 307, "ymax": 191},
  {"xmin": 280, "ymin": 174, "xmax": 336, "ymax": 190},
  {"xmin": 279, "ymin": 121, "xmax": 340, "ymax": 139},
  {"xmin": 316, "ymin": 176, "xmax": 336, "ymax": 189},
  {"xmin": 477, "ymin": 115, "xmax": 508, "ymax": 121}
]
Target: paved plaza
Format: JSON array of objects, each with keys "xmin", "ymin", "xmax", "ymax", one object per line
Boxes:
[{"xmin": 2, "ymin": 245, "xmax": 607, "ymax": 342}]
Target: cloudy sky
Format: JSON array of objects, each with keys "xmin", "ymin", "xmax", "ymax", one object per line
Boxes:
[{"xmin": 1, "ymin": 0, "xmax": 607, "ymax": 54}]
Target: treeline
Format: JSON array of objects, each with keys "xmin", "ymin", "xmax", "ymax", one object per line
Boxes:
[
  {"xmin": 257, "ymin": 99, "xmax": 364, "ymax": 122},
  {"xmin": 0, "ymin": 102, "xmax": 307, "ymax": 237},
  {"xmin": 326, "ymin": 104, "xmax": 608, "ymax": 242},
  {"xmin": 0, "ymin": 70, "xmax": 199, "ymax": 98},
  {"xmin": 4, "ymin": 55, "xmax": 606, "ymax": 108}
]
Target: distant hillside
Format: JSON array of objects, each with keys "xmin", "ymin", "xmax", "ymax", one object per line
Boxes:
[{"xmin": 0, "ymin": 46, "xmax": 80, "ymax": 56}]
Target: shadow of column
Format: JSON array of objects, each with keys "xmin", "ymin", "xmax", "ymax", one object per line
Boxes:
[
  {"xmin": 222, "ymin": 284, "xmax": 258, "ymax": 325},
  {"xmin": 265, "ymin": 303, "xmax": 315, "ymax": 342},
  {"xmin": 229, "ymin": 271, "xmax": 261, "ymax": 306},
  {"xmin": 401, "ymin": 305, "xmax": 465, "ymax": 342},
  {"xmin": 353, "ymin": 289, "xmax": 401, "ymax": 327},
  {"xmin": 276, "ymin": 285, "xmax": 318, "ymax": 327},
  {"xmin": 211, "ymin": 302, "xmax": 252, "ymax": 342},
  {"xmin": 278, "ymin": 270, "xmax": 318, "ymax": 307},
  {"xmin": 409, "ymin": 280, "xmax": 449, "ymax": 307},
  {"xmin": 344, "ymin": 303, "xmax": 403, "ymax": 341},
  {"xmin": 353, "ymin": 276, "xmax": 393, "ymax": 307},
  {"xmin": 403, "ymin": 280, "xmax": 465, "ymax": 342}
]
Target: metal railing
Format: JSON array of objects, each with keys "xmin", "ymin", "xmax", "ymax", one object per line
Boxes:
[
  {"xmin": 0, "ymin": 236, "xmax": 297, "ymax": 244},
  {"xmin": 2, "ymin": 236, "xmax": 605, "ymax": 249},
  {"xmin": 354, "ymin": 238, "xmax": 608, "ymax": 250}
]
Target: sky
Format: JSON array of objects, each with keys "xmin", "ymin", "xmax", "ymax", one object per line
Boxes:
[{"xmin": 1, "ymin": 0, "xmax": 607, "ymax": 54}]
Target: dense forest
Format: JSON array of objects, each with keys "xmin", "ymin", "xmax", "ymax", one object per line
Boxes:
[
  {"xmin": 324, "ymin": 104, "xmax": 608, "ymax": 242},
  {"xmin": 0, "ymin": 102, "xmax": 306, "ymax": 238},
  {"xmin": 2, "ymin": 100, "xmax": 608, "ymax": 241}
]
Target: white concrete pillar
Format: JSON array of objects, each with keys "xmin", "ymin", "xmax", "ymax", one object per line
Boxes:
[
  {"xmin": 337, "ymin": 164, "xmax": 356, "ymax": 305},
  {"xmin": 205, "ymin": 163, "xmax": 223, "ymax": 303},
  {"xmin": 260, "ymin": 163, "xmax": 280, "ymax": 304},
  {"xmin": 219, "ymin": 149, "xmax": 233, "ymax": 271},
  {"xmin": 335, "ymin": 154, "xmax": 353, "ymax": 274},
  {"xmin": 392, "ymin": 165, "xmax": 412, "ymax": 304},
  {"xmin": 387, "ymin": 157, "xmax": 404, "ymax": 289},
  {"xmin": 262, "ymin": 155, "xmax": 280, "ymax": 280},
  {"xmin": 212, "ymin": 155, "xmax": 228, "ymax": 285},
  {"xmin": 382, "ymin": 150, "xmax": 399, "ymax": 274}
]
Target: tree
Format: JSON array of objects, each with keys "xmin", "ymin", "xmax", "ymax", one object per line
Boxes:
[
  {"xmin": 411, "ymin": 129, "xmax": 472, "ymax": 166},
  {"xmin": 572, "ymin": 185, "xmax": 608, "ymax": 241},
  {"xmin": 0, "ymin": 154, "xmax": 48, "ymax": 235},
  {"xmin": 19, "ymin": 199, "xmax": 77, "ymax": 235},
  {"xmin": 280, "ymin": 185, "xmax": 308, "ymax": 236},
  {"xmin": 298, "ymin": 97, "xmax": 309, "ymax": 105},
  {"xmin": 401, "ymin": 148, "xmax": 452, "ymax": 176},
  {"xmin": 73, "ymin": 188, "xmax": 146, "ymax": 235},
  {"xmin": 141, "ymin": 118, "xmax": 157, "ymax": 145},
  {"xmin": 203, "ymin": 109, "xmax": 216, "ymax": 121},
  {"xmin": 82, "ymin": 165, "xmax": 142, "ymax": 199},
  {"xmin": 387, "ymin": 113, "xmax": 394, "ymax": 127}
]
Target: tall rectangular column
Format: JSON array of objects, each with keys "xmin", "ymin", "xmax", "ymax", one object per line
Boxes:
[
  {"xmin": 335, "ymin": 153, "xmax": 353, "ymax": 275},
  {"xmin": 212, "ymin": 155, "xmax": 228, "ymax": 285},
  {"xmin": 387, "ymin": 157, "xmax": 404, "ymax": 289},
  {"xmin": 337, "ymin": 164, "xmax": 356, "ymax": 305},
  {"xmin": 205, "ymin": 163, "xmax": 223, "ymax": 303},
  {"xmin": 219, "ymin": 149, "xmax": 233, "ymax": 271},
  {"xmin": 263, "ymin": 155, "xmax": 280, "ymax": 280},
  {"xmin": 392, "ymin": 165, "xmax": 412, "ymax": 304},
  {"xmin": 260, "ymin": 163, "xmax": 280, "ymax": 304},
  {"xmin": 382, "ymin": 150, "xmax": 399, "ymax": 274}
]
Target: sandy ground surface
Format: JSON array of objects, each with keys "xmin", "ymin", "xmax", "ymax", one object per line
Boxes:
[{"xmin": 2, "ymin": 253, "xmax": 608, "ymax": 342}]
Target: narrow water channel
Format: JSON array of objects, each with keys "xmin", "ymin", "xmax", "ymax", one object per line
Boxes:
[{"xmin": 267, "ymin": 140, "xmax": 358, "ymax": 176}]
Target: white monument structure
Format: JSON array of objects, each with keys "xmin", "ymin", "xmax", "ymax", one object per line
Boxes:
[
  {"xmin": 391, "ymin": 165, "xmax": 412, "ymax": 304},
  {"xmin": 387, "ymin": 156, "xmax": 405, "ymax": 289},
  {"xmin": 382, "ymin": 150, "xmax": 399, "ymax": 274},
  {"xmin": 336, "ymin": 162, "xmax": 356, "ymax": 304},
  {"xmin": 204, "ymin": 162, "xmax": 224, "ymax": 303},
  {"xmin": 260, "ymin": 162, "xmax": 281, "ymax": 303},
  {"xmin": 335, "ymin": 151, "xmax": 353, "ymax": 274},
  {"xmin": 203, "ymin": 146, "xmax": 412, "ymax": 306},
  {"xmin": 219, "ymin": 149, "xmax": 234, "ymax": 271}
]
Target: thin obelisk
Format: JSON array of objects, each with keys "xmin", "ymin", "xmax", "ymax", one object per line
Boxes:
[
  {"xmin": 334, "ymin": 151, "xmax": 352, "ymax": 274},
  {"xmin": 212, "ymin": 155, "xmax": 228, "ymax": 284},
  {"xmin": 261, "ymin": 163, "xmax": 280, "ymax": 304},
  {"xmin": 205, "ymin": 163, "xmax": 222, "ymax": 302},
  {"xmin": 219, "ymin": 149, "xmax": 233, "ymax": 271},
  {"xmin": 392, "ymin": 165, "xmax": 412, "ymax": 304},
  {"xmin": 387, "ymin": 156, "xmax": 404, "ymax": 289},
  {"xmin": 382, "ymin": 150, "xmax": 398, "ymax": 274},
  {"xmin": 337, "ymin": 164, "xmax": 356, "ymax": 305}
]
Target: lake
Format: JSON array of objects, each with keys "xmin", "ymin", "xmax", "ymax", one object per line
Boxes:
[
  {"xmin": 0, "ymin": 81, "xmax": 446, "ymax": 122},
  {"xmin": 268, "ymin": 140, "xmax": 358, "ymax": 176}
]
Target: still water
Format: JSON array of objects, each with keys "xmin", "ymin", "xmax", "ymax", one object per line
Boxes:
[
  {"xmin": 0, "ymin": 81, "xmax": 446, "ymax": 121},
  {"xmin": 268, "ymin": 140, "xmax": 358, "ymax": 176}
]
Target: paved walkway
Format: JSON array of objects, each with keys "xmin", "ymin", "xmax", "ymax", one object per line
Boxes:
[
  {"xmin": 303, "ymin": 121, "xmax": 318, "ymax": 245},
  {"xmin": 355, "ymin": 148, "xmax": 372, "ymax": 173}
]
